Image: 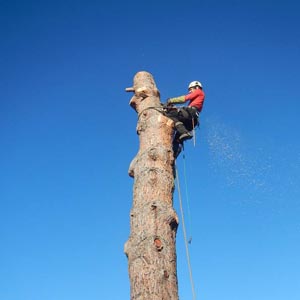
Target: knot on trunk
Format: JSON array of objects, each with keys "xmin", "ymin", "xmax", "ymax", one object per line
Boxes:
[{"xmin": 154, "ymin": 237, "xmax": 163, "ymax": 251}]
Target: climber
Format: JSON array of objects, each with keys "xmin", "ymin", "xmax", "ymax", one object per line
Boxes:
[{"xmin": 164, "ymin": 81, "xmax": 205, "ymax": 158}]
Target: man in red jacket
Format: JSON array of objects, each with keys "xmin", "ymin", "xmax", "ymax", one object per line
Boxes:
[{"xmin": 164, "ymin": 80, "xmax": 205, "ymax": 158}]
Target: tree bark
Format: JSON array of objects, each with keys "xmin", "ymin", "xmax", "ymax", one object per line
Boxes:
[{"xmin": 124, "ymin": 71, "xmax": 179, "ymax": 300}]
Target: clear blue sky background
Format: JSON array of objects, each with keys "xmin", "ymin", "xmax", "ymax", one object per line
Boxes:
[{"xmin": 1, "ymin": 1, "xmax": 300, "ymax": 299}]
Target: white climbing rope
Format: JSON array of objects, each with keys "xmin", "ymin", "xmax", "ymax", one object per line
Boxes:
[
  {"xmin": 182, "ymin": 153, "xmax": 193, "ymax": 244},
  {"xmin": 175, "ymin": 164, "xmax": 196, "ymax": 300}
]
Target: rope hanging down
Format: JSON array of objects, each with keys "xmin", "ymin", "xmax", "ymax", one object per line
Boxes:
[
  {"xmin": 175, "ymin": 165, "xmax": 196, "ymax": 300},
  {"xmin": 182, "ymin": 153, "xmax": 193, "ymax": 244}
]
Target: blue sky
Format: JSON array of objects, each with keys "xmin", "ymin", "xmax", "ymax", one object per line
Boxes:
[{"xmin": 1, "ymin": 0, "xmax": 300, "ymax": 299}]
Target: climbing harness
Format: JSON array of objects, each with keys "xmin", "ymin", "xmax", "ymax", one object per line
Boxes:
[{"xmin": 175, "ymin": 163, "xmax": 196, "ymax": 300}]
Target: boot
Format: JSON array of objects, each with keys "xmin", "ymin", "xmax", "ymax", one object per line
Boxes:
[
  {"xmin": 179, "ymin": 132, "xmax": 193, "ymax": 142},
  {"xmin": 175, "ymin": 122, "xmax": 193, "ymax": 142}
]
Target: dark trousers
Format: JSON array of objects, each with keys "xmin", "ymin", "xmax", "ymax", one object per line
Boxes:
[
  {"xmin": 165, "ymin": 106, "xmax": 199, "ymax": 158},
  {"xmin": 165, "ymin": 106, "xmax": 199, "ymax": 134}
]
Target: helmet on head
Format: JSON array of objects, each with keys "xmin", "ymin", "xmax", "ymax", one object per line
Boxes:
[{"xmin": 188, "ymin": 81, "xmax": 203, "ymax": 90}]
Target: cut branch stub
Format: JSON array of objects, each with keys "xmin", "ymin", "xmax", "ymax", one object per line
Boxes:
[{"xmin": 127, "ymin": 71, "xmax": 160, "ymax": 112}]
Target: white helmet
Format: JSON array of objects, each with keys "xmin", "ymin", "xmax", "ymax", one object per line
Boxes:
[{"xmin": 188, "ymin": 81, "xmax": 203, "ymax": 89}]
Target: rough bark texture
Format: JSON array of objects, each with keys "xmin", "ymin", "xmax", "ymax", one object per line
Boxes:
[{"xmin": 124, "ymin": 71, "xmax": 179, "ymax": 300}]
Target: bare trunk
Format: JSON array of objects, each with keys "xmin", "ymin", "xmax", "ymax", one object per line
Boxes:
[{"xmin": 124, "ymin": 71, "xmax": 179, "ymax": 300}]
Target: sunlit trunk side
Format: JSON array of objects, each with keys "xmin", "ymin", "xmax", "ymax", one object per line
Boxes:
[{"xmin": 124, "ymin": 71, "xmax": 179, "ymax": 300}]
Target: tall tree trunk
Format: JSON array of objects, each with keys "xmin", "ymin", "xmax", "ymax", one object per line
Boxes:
[{"xmin": 124, "ymin": 71, "xmax": 179, "ymax": 300}]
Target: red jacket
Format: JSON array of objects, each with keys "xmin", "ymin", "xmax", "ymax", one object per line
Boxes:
[{"xmin": 185, "ymin": 88, "xmax": 205, "ymax": 112}]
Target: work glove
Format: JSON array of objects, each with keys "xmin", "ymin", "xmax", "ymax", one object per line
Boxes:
[{"xmin": 167, "ymin": 96, "xmax": 185, "ymax": 104}]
